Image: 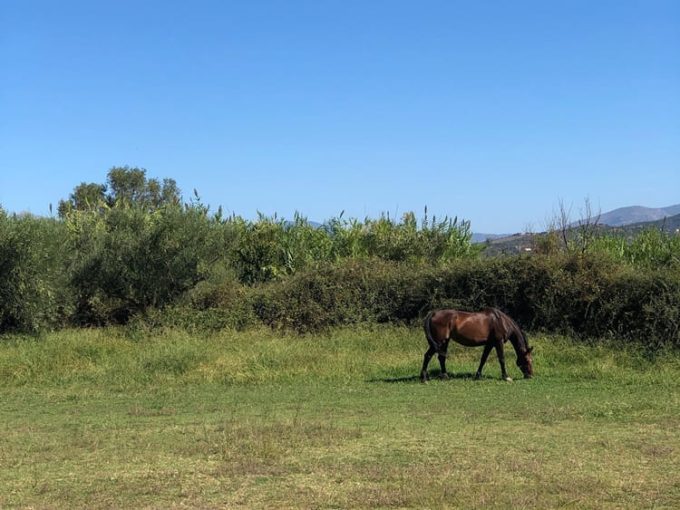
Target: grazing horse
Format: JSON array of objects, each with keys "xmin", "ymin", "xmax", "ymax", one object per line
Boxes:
[{"xmin": 421, "ymin": 308, "xmax": 533, "ymax": 382}]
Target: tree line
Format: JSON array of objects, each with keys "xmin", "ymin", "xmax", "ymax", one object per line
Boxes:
[{"xmin": 1, "ymin": 167, "xmax": 679, "ymax": 349}]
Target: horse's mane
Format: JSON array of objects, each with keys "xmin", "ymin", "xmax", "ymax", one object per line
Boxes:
[{"xmin": 486, "ymin": 307, "xmax": 530, "ymax": 354}]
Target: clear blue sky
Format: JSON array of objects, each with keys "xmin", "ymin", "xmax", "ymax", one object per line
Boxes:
[{"xmin": 1, "ymin": 0, "xmax": 678, "ymax": 233}]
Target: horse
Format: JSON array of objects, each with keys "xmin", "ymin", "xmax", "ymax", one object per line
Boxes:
[{"xmin": 421, "ymin": 307, "xmax": 533, "ymax": 382}]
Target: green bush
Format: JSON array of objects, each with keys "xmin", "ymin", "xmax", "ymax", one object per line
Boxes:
[
  {"xmin": 65, "ymin": 205, "xmax": 216, "ymax": 324},
  {"xmin": 585, "ymin": 269, "xmax": 680, "ymax": 350},
  {"xmin": 225, "ymin": 214, "xmax": 334, "ymax": 284},
  {"xmin": 253, "ymin": 259, "xmax": 431, "ymax": 332},
  {"xmin": 0, "ymin": 211, "xmax": 71, "ymax": 332},
  {"xmin": 250, "ymin": 254, "xmax": 680, "ymax": 349},
  {"xmin": 224, "ymin": 211, "xmax": 478, "ymax": 284},
  {"xmin": 2, "ymin": 188, "xmax": 680, "ymax": 351}
]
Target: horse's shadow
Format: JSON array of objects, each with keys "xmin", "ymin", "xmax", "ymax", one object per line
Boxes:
[{"xmin": 371, "ymin": 371, "xmax": 494, "ymax": 384}]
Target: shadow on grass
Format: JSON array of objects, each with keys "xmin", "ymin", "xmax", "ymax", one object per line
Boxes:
[{"xmin": 371, "ymin": 371, "xmax": 494, "ymax": 384}]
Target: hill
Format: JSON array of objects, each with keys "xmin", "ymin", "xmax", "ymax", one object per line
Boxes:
[
  {"xmin": 482, "ymin": 212, "xmax": 680, "ymax": 256},
  {"xmin": 597, "ymin": 204, "xmax": 680, "ymax": 226},
  {"xmin": 610, "ymin": 212, "xmax": 680, "ymax": 235},
  {"xmin": 471, "ymin": 232, "xmax": 508, "ymax": 243}
]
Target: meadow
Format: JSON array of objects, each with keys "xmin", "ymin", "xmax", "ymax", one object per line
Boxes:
[{"xmin": 1, "ymin": 326, "xmax": 678, "ymax": 509}]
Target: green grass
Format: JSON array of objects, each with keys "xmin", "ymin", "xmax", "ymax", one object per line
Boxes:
[{"xmin": 1, "ymin": 326, "xmax": 679, "ymax": 509}]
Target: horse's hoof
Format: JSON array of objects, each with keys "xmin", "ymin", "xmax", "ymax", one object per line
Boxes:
[
  {"xmin": 503, "ymin": 377, "xmax": 513, "ymax": 382},
  {"xmin": 439, "ymin": 373, "xmax": 449, "ymax": 380},
  {"xmin": 474, "ymin": 373, "xmax": 482, "ymax": 380}
]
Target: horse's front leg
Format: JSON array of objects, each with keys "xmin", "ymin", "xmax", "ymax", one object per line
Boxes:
[
  {"xmin": 475, "ymin": 343, "xmax": 493, "ymax": 379},
  {"xmin": 495, "ymin": 340, "xmax": 512, "ymax": 381},
  {"xmin": 420, "ymin": 346, "xmax": 437, "ymax": 383},
  {"xmin": 438, "ymin": 340, "xmax": 450, "ymax": 379}
]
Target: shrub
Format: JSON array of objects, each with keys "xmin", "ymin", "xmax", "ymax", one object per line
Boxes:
[
  {"xmin": 252, "ymin": 259, "xmax": 430, "ymax": 332},
  {"xmin": 64, "ymin": 205, "xmax": 216, "ymax": 324},
  {"xmin": 2, "ymin": 192, "xmax": 679, "ymax": 351},
  {"xmin": 0, "ymin": 211, "xmax": 71, "ymax": 332},
  {"xmin": 249, "ymin": 254, "xmax": 680, "ymax": 349}
]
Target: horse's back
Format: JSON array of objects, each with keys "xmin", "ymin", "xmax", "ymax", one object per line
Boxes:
[
  {"xmin": 454, "ymin": 310, "xmax": 495, "ymax": 345},
  {"xmin": 429, "ymin": 309, "xmax": 493, "ymax": 346},
  {"xmin": 428, "ymin": 309, "xmax": 457, "ymax": 342}
]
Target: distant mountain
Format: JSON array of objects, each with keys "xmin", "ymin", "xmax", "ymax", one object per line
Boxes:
[
  {"xmin": 284, "ymin": 220, "xmax": 323, "ymax": 228},
  {"xmin": 472, "ymin": 233, "xmax": 509, "ymax": 243},
  {"xmin": 481, "ymin": 211, "xmax": 680, "ymax": 256},
  {"xmin": 597, "ymin": 204, "xmax": 680, "ymax": 227},
  {"xmin": 472, "ymin": 204, "xmax": 680, "ymax": 243},
  {"xmin": 614, "ymin": 212, "xmax": 680, "ymax": 234}
]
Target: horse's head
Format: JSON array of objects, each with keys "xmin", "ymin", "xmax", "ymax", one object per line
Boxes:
[{"xmin": 517, "ymin": 346, "xmax": 534, "ymax": 378}]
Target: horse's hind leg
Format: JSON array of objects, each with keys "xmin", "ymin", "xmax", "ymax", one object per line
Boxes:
[
  {"xmin": 475, "ymin": 343, "xmax": 493, "ymax": 379},
  {"xmin": 420, "ymin": 346, "xmax": 437, "ymax": 383}
]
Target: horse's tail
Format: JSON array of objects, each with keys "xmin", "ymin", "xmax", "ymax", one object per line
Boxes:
[{"xmin": 423, "ymin": 311, "xmax": 441, "ymax": 355}]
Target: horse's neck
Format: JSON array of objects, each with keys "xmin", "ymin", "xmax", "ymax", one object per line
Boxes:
[{"xmin": 506, "ymin": 325, "xmax": 526, "ymax": 356}]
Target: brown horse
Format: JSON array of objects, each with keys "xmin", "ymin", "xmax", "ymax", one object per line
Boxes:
[{"xmin": 421, "ymin": 307, "xmax": 533, "ymax": 382}]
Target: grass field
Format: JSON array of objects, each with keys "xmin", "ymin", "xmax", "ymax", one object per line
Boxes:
[{"xmin": 1, "ymin": 326, "xmax": 679, "ymax": 509}]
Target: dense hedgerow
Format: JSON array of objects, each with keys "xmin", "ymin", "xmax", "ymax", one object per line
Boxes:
[
  {"xmin": 0, "ymin": 198, "xmax": 477, "ymax": 329},
  {"xmin": 1, "ymin": 191, "xmax": 680, "ymax": 349},
  {"xmin": 242, "ymin": 255, "xmax": 680, "ymax": 348},
  {"xmin": 0, "ymin": 201, "xmax": 680, "ymax": 346}
]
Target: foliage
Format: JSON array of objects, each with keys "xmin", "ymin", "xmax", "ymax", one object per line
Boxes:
[
  {"xmin": 223, "ymin": 210, "xmax": 478, "ymax": 284},
  {"xmin": 58, "ymin": 166, "xmax": 181, "ymax": 217},
  {"xmin": 535, "ymin": 222, "xmax": 680, "ymax": 269},
  {"xmin": 248, "ymin": 254, "xmax": 680, "ymax": 348},
  {"xmin": 2, "ymin": 171, "xmax": 680, "ymax": 350},
  {"xmin": 65, "ymin": 205, "xmax": 216, "ymax": 324},
  {"xmin": 323, "ymin": 209, "xmax": 478, "ymax": 263},
  {"xmin": 223, "ymin": 213, "xmax": 334, "ymax": 284},
  {"xmin": 253, "ymin": 259, "xmax": 407, "ymax": 332},
  {"xmin": 4, "ymin": 181, "xmax": 481, "ymax": 330},
  {"xmin": 0, "ymin": 209, "xmax": 71, "ymax": 332}
]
